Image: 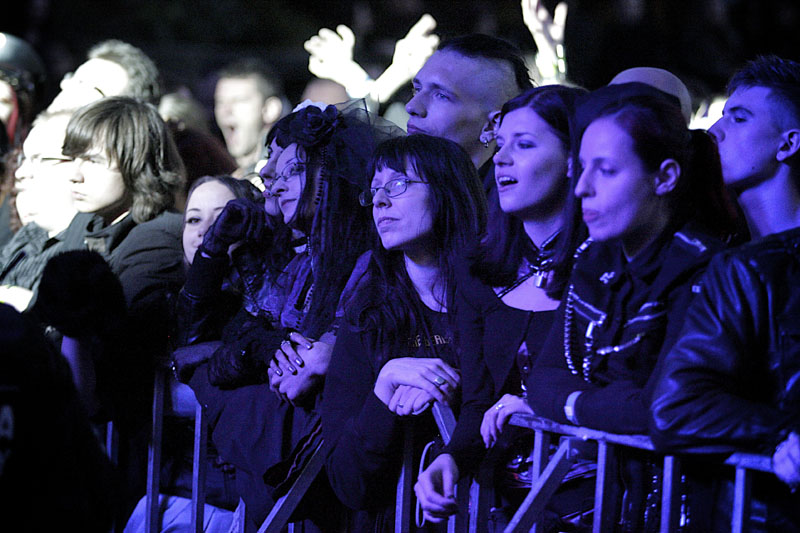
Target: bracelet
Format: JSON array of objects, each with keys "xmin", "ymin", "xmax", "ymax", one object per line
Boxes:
[{"xmin": 564, "ymin": 391, "xmax": 582, "ymax": 425}]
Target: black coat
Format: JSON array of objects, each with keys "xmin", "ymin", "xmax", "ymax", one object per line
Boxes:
[
  {"xmin": 651, "ymin": 226, "xmax": 800, "ymax": 453},
  {"xmin": 527, "ymin": 226, "xmax": 725, "ymax": 434}
]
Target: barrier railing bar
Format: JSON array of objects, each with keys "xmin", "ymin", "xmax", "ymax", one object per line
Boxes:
[
  {"xmin": 191, "ymin": 401, "xmax": 207, "ymax": 532},
  {"xmin": 395, "ymin": 424, "xmax": 414, "ymax": 533},
  {"xmin": 145, "ymin": 369, "xmax": 165, "ymax": 533},
  {"xmin": 256, "ymin": 439, "xmax": 325, "ymax": 533},
  {"xmin": 660, "ymin": 455, "xmax": 680, "ymax": 533}
]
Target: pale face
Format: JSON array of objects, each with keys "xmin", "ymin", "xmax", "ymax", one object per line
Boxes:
[
  {"xmin": 270, "ymin": 144, "xmax": 307, "ymax": 225},
  {"xmin": 182, "ymin": 180, "xmax": 237, "ymax": 264},
  {"xmin": 257, "ymin": 138, "xmax": 283, "ymax": 217},
  {"xmin": 214, "ymin": 77, "xmax": 267, "ymax": 161},
  {"xmin": 70, "ymin": 144, "xmax": 129, "ymax": 222},
  {"xmin": 406, "ymin": 51, "xmax": 508, "ymax": 165},
  {"xmin": 14, "ymin": 116, "xmax": 78, "ymax": 234},
  {"xmin": 576, "ymin": 117, "xmax": 667, "ymax": 258},
  {"xmin": 708, "ymin": 86, "xmax": 786, "ymax": 190},
  {"xmin": 493, "ymin": 107, "xmax": 568, "ymax": 219},
  {"xmin": 48, "ymin": 58, "xmax": 130, "ymax": 112},
  {"xmin": 371, "ymin": 165, "xmax": 434, "ymax": 257}
]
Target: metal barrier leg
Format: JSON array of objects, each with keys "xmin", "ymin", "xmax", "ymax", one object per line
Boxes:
[
  {"xmin": 396, "ymin": 427, "xmax": 414, "ymax": 533},
  {"xmin": 505, "ymin": 439, "xmax": 576, "ymax": 532},
  {"xmin": 593, "ymin": 441, "xmax": 618, "ymax": 533},
  {"xmin": 145, "ymin": 369, "xmax": 165, "ymax": 533},
  {"xmin": 732, "ymin": 466, "xmax": 752, "ymax": 533},
  {"xmin": 191, "ymin": 401, "xmax": 207, "ymax": 532},
  {"xmin": 660, "ymin": 455, "xmax": 680, "ymax": 533}
]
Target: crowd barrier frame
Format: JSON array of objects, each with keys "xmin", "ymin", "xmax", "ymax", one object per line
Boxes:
[
  {"xmin": 507, "ymin": 413, "xmax": 775, "ymax": 533},
  {"xmin": 141, "ymin": 376, "xmax": 776, "ymax": 533}
]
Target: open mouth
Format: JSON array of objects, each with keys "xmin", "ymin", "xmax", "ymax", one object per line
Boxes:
[{"xmin": 496, "ymin": 176, "xmax": 518, "ymax": 186}]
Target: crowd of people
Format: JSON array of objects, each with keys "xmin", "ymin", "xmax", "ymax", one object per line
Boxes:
[{"xmin": 1, "ymin": 3, "xmax": 799, "ymax": 532}]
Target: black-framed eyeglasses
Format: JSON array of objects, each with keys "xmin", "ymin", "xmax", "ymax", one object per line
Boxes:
[
  {"xmin": 266, "ymin": 162, "xmax": 305, "ymax": 194},
  {"xmin": 359, "ymin": 178, "xmax": 426, "ymax": 206}
]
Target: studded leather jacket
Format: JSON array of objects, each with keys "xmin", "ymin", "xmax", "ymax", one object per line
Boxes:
[
  {"xmin": 527, "ymin": 225, "xmax": 725, "ymax": 434},
  {"xmin": 650, "ymin": 227, "xmax": 800, "ymax": 453}
]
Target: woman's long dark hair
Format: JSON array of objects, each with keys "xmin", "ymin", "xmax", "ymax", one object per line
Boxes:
[
  {"xmin": 274, "ymin": 102, "xmax": 402, "ymax": 338},
  {"xmin": 344, "ymin": 134, "xmax": 488, "ymax": 365},
  {"xmin": 472, "ymin": 85, "xmax": 587, "ymax": 298},
  {"xmin": 576, "ymin": 86, "xmax": 741, "ymax": 242}
]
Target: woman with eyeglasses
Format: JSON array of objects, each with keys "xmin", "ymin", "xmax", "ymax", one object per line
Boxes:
[
  {"xmin": 321, "ymin": 134, "xmax": 487, "ymax": 531},
  {"xmin": 179, "ymin": 101, "xmax": 402, "ymax": 530}
]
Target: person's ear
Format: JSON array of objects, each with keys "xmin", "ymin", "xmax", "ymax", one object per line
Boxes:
[
  {"xmin": 776, "ymin": 129, "xmax": 800, "ymax": 163},
  {"xmin": 262, "ymin": 96, "xmax": 283, "ymax": 127},
  {"xmin": 654, "ymin": 158, "xmax": 680, "ymax": 196},
  {"xmin": 479, "ymin": 110, "xmax": 501, "ymax": 147}
]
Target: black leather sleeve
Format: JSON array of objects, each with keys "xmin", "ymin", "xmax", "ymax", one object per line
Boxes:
[{"xmin": 650, "ymin": 253, "xmax": 789, "ymax": 453}]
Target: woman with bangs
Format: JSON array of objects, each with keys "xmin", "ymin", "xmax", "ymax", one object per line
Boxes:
[
  {"xmin": 178, "ymin": 102, "xmax": 401, "ymax": 531},
  {"xmin": 321, "ymin": 133, "xmax": 487, "ymax": 531}
]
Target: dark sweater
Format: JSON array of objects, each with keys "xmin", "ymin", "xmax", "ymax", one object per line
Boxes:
[{"xmin": 322, "ymin": 302, "xmax": 455, "ymax": 529}]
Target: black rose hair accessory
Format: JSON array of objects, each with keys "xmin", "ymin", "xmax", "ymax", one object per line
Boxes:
[{"xmin": 287, "ymin": 104, "xmax": 340, "ymax": 149}]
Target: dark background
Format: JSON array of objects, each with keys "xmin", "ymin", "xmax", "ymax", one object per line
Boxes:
[{"xmin": 4, "ymin": 0, "xmax": 799, "ymax": 120}]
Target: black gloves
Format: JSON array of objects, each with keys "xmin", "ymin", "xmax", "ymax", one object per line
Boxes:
[{"xmin": 200, "ymin": 198, "xmax": 267, "ymax": 257}]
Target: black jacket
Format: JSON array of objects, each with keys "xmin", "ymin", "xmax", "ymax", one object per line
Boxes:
[
  {"xmin": 650, "ymin": 227, "xmax": 800, "ymax": 453},
  {"xmin": 527, "ymin": 226, "xmax": 725, "ymax": 434},
  {"xmin": 444, "ymin": 265, "xmax": 556, "ymax": 473}
]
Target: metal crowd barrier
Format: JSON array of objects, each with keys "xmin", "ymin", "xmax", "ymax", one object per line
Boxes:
[
  {"xmin": 142, "ymin": 375, "xmax": 777, "ymax": 533},
  {"xmin": 507, "ymin": 413, "xmax": 775, "ymax": 533}
]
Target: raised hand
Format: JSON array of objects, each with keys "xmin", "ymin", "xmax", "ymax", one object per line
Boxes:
[
  {"xmin": 371, "ymin": 14, "xmax": 439, "ymax": 103},
  {"xmin": 304, "ymin": 24, "xmax": 372, "ymax": 98},
  {"xmin": 481, "ymin": 393, "xmax": 533, "ymax": 449},
  {"xmin": 521, "ymin": 0, "xmax": 568, "ymax": 82},
  {"xmin": 374, "ymin": 357, "xmax": 459, "ymax": 408},
  {"xmin": 303, "ymin": 15, "xmax": 439, "ymax": 105},
  {"xmin": 201, "ymin": 198, "xmax": 267, "ymax": 257}
]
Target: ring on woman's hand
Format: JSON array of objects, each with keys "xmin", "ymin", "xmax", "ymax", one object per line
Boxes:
[
  {"xmin": 281, "ymin": 340, "xmax": 290, "ymax": 347},
  {"xmin": 495, "ymin": 403, "xmax": 504, "ymax": 410},
  {"xmin": 433, "ymin": 376, "xmax": 445, "ymax": 387}
]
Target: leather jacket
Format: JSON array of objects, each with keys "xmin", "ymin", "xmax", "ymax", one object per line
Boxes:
[
  {"xmin": 650, "ymin": 227, "xmax": 800, "ymax": 453},
  {"xmin": 527, "ymin": 224, "xmax": 725, "ymax": 434}
]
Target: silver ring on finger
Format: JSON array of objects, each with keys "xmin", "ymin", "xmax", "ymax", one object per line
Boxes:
[
  {"xmin": 433, "ymin": 375, "xmax": 445, "ymax": 387},
  {"xmin": 495, "ymin": 403, "xmax": 504, "ymax": 411}
]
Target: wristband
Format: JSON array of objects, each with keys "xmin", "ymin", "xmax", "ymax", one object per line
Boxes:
[{"xmin": 564, "ymin": 391, "xmax": 582, "ymax": 425}]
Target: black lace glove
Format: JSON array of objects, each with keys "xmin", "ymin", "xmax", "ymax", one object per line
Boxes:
[
  {"xmin": 200, "ymin": 198, "xmax": 267, "ymax": 257},
  {"xmin": 207, "ymin": 309, "xmax": 284, "ymax": 388}
]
